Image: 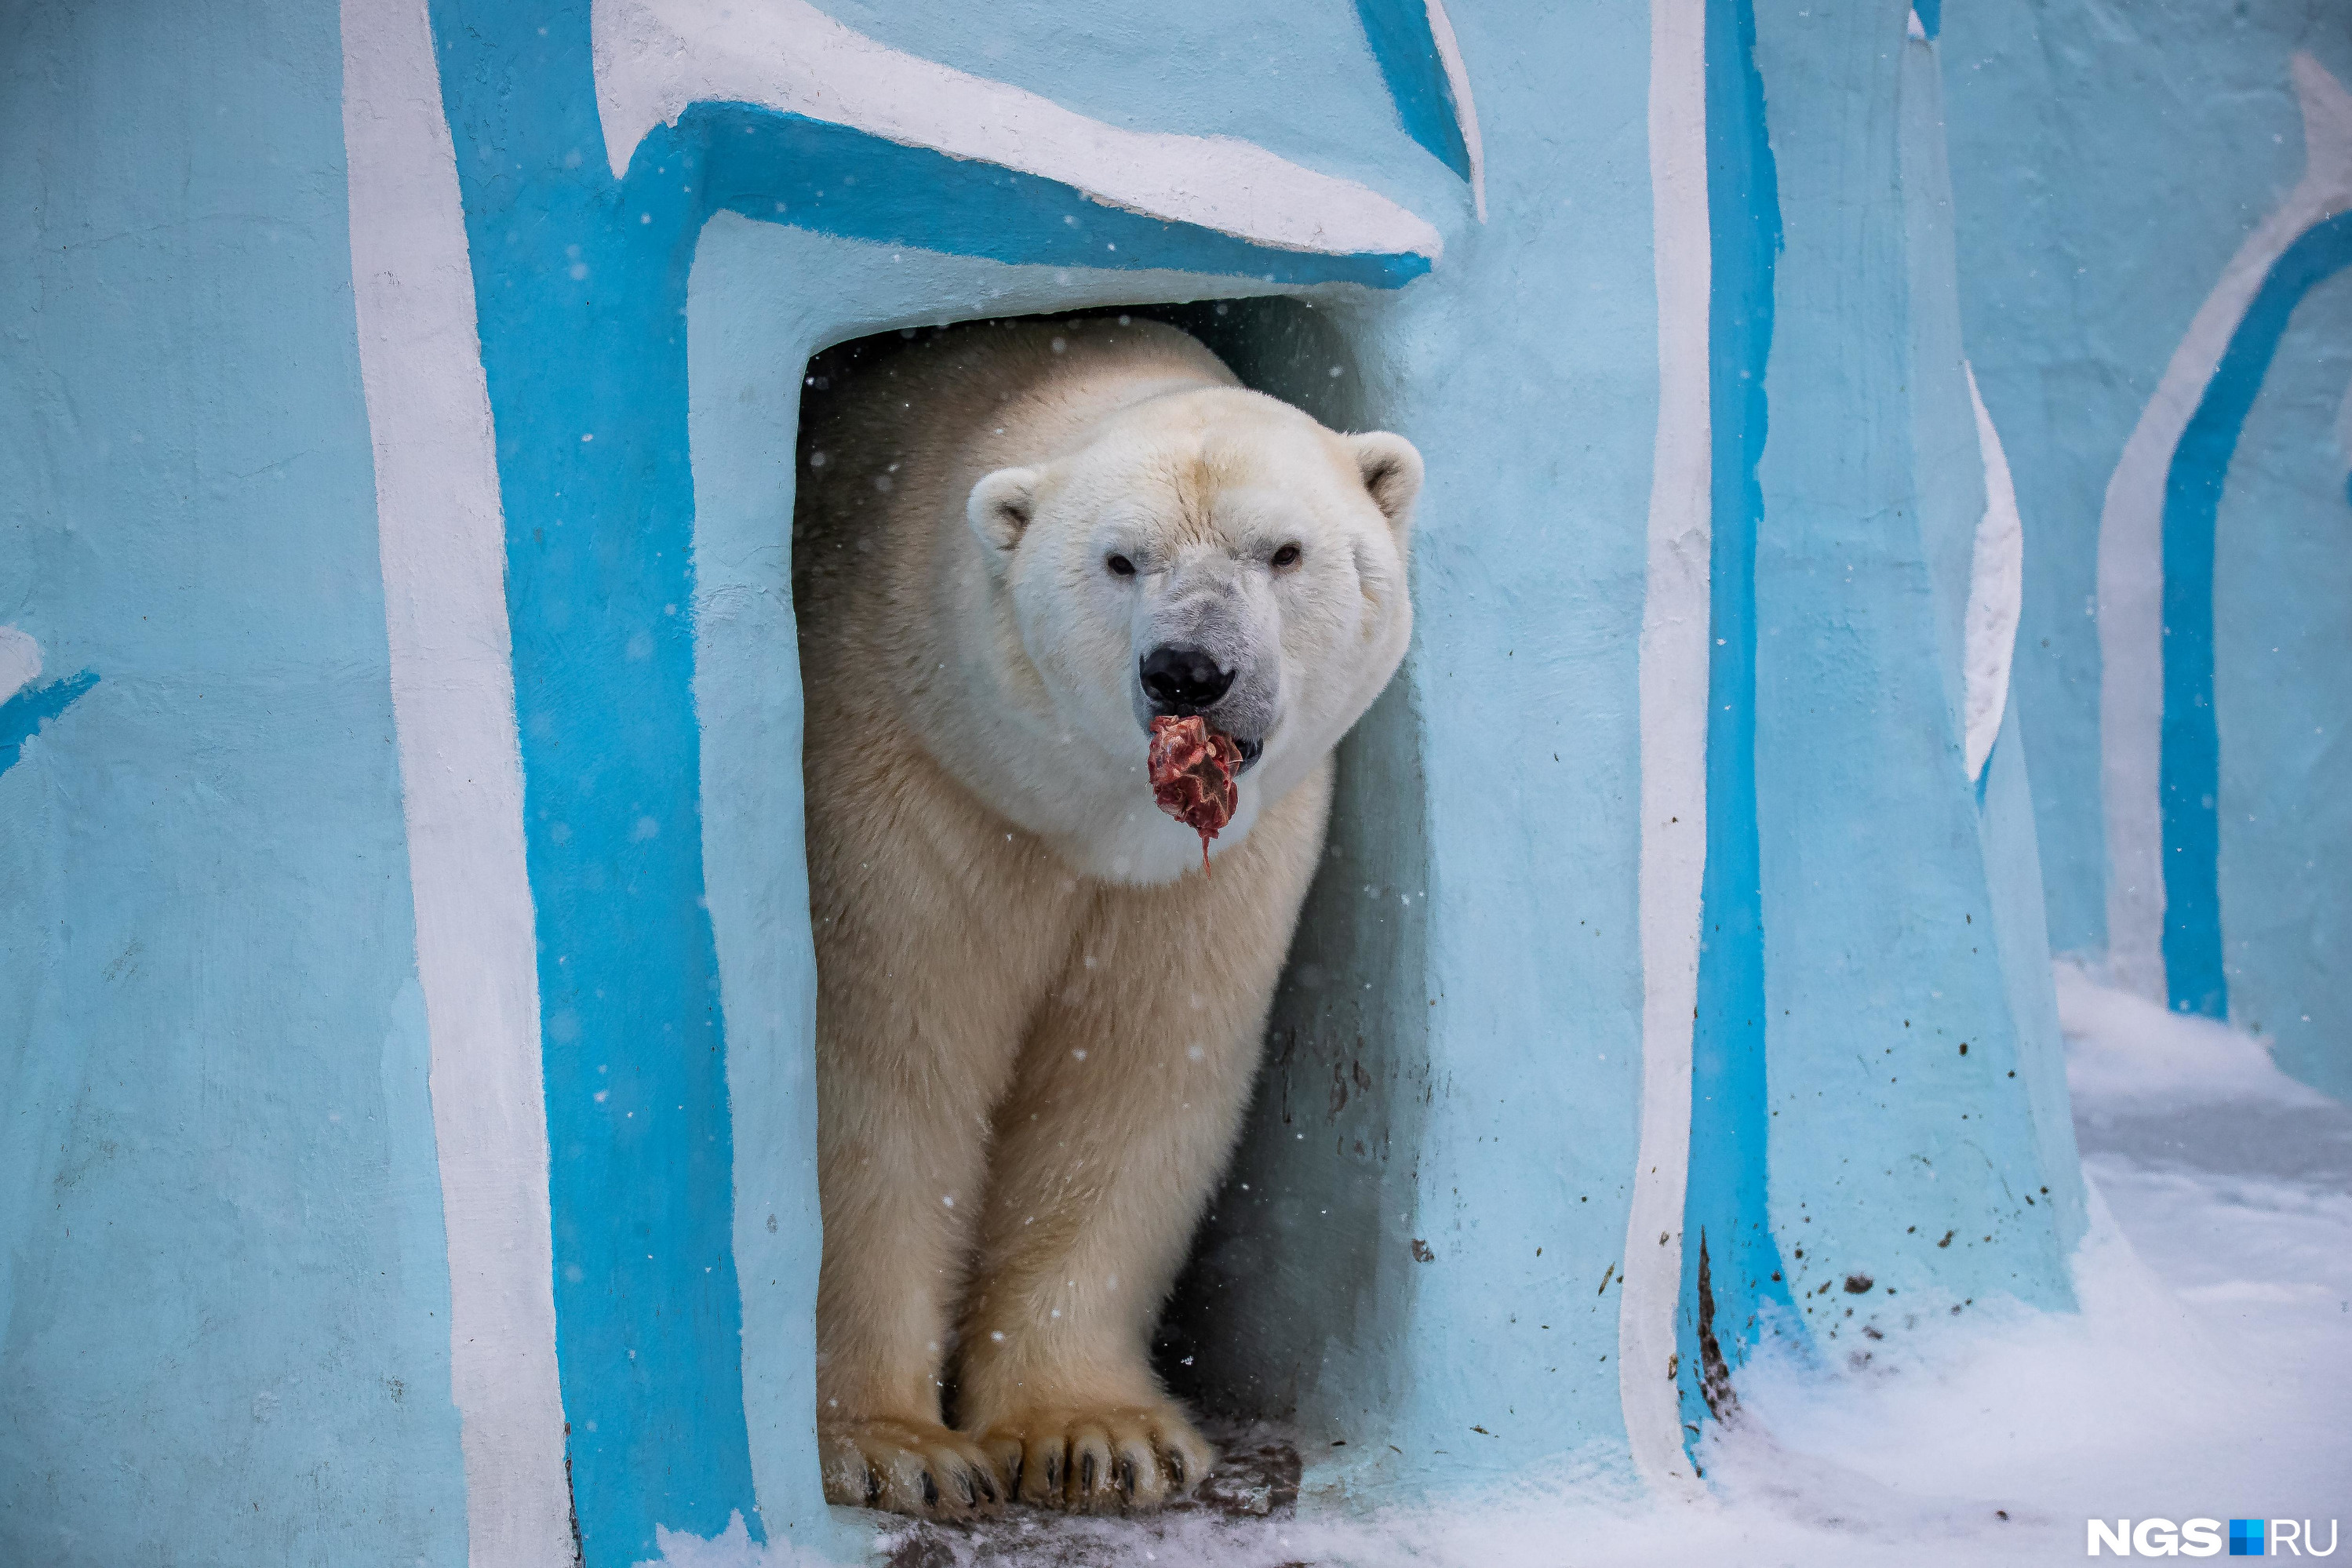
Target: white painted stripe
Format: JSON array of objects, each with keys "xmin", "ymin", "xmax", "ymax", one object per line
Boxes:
[
  {"xmin": 2095, "ymin": 52, "xmax": 2352, "ymax": 999},
  {"xmin": 1422, "ymin": 0, "xmax": 1487, "ymax": 222},
  {"xmin": 1621, "ymin": 0, "xmax": 1709, "ymax": 1501},
  {"xmin": 1962, "ymin": 362, "xmax": 2023, "ymax": 783},
  {"xmin": 340, "ymin": 4, "xmax": 573, "ymax": 1563},
  {"xmin": 591, "ymin": 0, "xmax": 1442, "ymax": 263},
  {"xmin": 0, "ymin": 626, "xmax": 39, "ymax": 708}
]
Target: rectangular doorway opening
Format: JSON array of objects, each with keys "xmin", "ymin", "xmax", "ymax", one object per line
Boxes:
[{"xmin": 787, "ymin": 292, "xmax": 1430, "ymax": 1503}]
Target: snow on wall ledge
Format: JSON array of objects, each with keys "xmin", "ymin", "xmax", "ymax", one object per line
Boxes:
[{"xmin": 2, "ymin": 0, "xmax": 2116, "ymax": 1563}]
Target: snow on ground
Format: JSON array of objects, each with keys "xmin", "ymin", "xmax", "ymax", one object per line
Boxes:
[{"xmin": 661, "ymin": 963, "xmax": 2351, "ymax": 1566}]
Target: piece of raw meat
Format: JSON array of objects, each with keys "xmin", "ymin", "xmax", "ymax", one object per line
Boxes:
[{"xmin": 1148, "ymin": 714, "xmax": 1241, "ymax": 874}]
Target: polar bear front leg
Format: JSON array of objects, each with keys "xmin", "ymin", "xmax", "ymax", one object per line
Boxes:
[
  {"xmin": 955, "ymin": 765, "xmax": 1331, "ymax": 1512},
  {"xmin": 813, "ymin": 1012, "xmax": 1010, "ymax": 1518},
  {"xmin": 807, "ymin": 768, "xmax": 1090, "ymax": 1519}
]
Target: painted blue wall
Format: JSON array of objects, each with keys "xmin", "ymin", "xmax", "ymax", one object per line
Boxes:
[
  {"xmin": 1678, "ymin": 0, "xmax": 1794, "ymax": 1421},
  {"xmin": 0, "ymin": 0, "xmax": 2126, "ymax": 1558},
  {"xmin": 1942, "ymin": 0, "xmax": 2352, "ymax": 1096},
  {"xmin": 1942, "ymin": 0, "xmax": 2334, "ymax": 961},
  {"xmin": 1668, "ymin": 0, "xmax": 2085, "ymax": 1433},
  {"xmin": 0, "ymin": 2, "xmax": 467, "ymax": 1564},
  {"xmin": 1746, "ymin": 0, "xmax": 2084, "ymax": 1328},
  {"xmin": 820, "ymin": 0, "xmax": 1468, "ymax": 216},
  {"xmin": 2212, "ymin": 263, "xmax": 2352, "ymax": 1087},
  {"xmin": 419, "ymin": 0, "xmax": 1443, "ymax": 1552}
]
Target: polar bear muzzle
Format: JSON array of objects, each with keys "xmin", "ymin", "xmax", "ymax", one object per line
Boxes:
[{"xmin": 1138, "ymin": 645, "xmax": 1265, "ymax": 775}]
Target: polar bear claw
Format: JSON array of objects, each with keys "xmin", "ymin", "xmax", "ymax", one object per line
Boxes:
[
  {"xmin": 975, "ymin": 1402, "xmax": 1214, "ymax": 1513},
  {"xmin": 820, "ymin": 1417, "xmax": 1001, "ymax": 1519}
]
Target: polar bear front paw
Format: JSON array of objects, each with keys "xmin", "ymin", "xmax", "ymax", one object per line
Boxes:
[
  {"xmin": 819, "ymin": 1417, "xmax": 1002, "ymax": 1519},
  {"xmin": 974, "ymin": 1404, "xmax": 1216, "ymax": 1513}
]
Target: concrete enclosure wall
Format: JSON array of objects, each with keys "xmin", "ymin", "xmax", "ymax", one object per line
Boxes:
[
  {"xmin": 0, "ymin": 2, "xmax": 2327, "ymax": 1565},
  {"xmin": 1937, "ymin": 0, "xmax": 2352, "ymax": 1099}
]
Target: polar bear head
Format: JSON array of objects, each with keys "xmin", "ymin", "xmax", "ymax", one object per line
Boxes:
[{"xmin": 964, "ymin": 383, "xmax": 1420, "ymax": 882}]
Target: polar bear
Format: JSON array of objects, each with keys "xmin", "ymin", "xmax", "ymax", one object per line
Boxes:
[{"xmin": 792, "ymin": 315, "xmax": 1419, "ymax": 1519}]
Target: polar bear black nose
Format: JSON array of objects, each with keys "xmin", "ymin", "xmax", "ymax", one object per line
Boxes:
[{"xmin": 1140, "ymin": 645, "xmax": 1235, "ymax": 713}]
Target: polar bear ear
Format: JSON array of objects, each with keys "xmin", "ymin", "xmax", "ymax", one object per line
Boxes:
[
  {"xmin": 967, "ymin": 467, "xmax": 1039, "ymax": 557},
  {"xmin": 1349, "ymin": 432, "xmax": 1423, "ymax": 536}
]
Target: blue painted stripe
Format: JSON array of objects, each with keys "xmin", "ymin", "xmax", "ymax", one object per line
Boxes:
[
  {"xmin": 2159, "ymin": 209, "xmax": 2352, "ymax": 1020},
  {"xmin": 694, "ymin": 104, "xmax": 1429, "ymax": 289},
  {"xmin": 0, "ymin": 671, "xmax": 96, "ymax": 777},
  {"xmin": 425, "ymin": 9, "xmax": 1429, "ymax": 1559},
  {"xmin": 1912, "ymin": 0, "xmax": 1942, "ymax": 41},
  {"xmin": 1677, "ymin": 0, "xmax": 1794, "ymax": 1453},
  {"xmin": 431, "ymin": 31, "xmax": 765, "ymax": 1546},
  {"xmin": 1353, "ymin": 0, "xmax": 1475, "ymax": 185}
]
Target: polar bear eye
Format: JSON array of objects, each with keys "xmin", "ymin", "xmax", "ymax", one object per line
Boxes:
[
  {"xmin": 1269, "ymin": 543, "xmax": 1302, "ymax": 569},
  {"xmin": 1105, "ymin": 554, "xmax": 1136, "ymax": 578}
]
